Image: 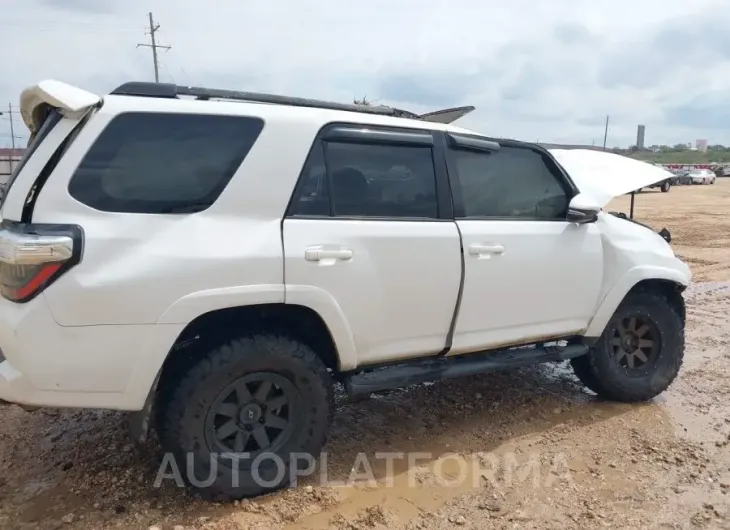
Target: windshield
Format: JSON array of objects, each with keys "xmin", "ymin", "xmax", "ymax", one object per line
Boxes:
[{"xmin": 1, "ymin": 108, "xmax": 62, "ymax": 207}]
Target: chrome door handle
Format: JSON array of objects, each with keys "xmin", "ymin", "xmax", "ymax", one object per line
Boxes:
[
  {"xmin": 305, "ymin": 248, "xmax": 353, "ymax": 261},
  {"xmin": 468, "ymin": 244, "xmax": 505, "ymax": 256}
]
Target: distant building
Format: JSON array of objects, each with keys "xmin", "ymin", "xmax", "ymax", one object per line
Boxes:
[
  {"xmin": 636, "ymin": 125, "xmax": 646, "ymax": 149},
  {"xmin": 696, "ymin": 139, "xmax": 708, "ymax": 153},
  {"xmin": 0, "ymin": 148, "xmax": 24, "ymax": 185}
]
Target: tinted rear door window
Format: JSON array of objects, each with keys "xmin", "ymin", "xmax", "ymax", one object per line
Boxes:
[
  {"xmin": 69, "ymin": 112, "xmax": 264, "ymax": 213},
  {"xmin": 288, "ymin": 140, "xmax": 439, "ymax": 219}
]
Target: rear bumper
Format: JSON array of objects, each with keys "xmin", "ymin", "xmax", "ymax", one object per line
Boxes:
[
  {"xmin": 0, "ymin": 295, "xmax": 184, "ymax": 410},
  {"xmin": 0, "ymin": 358, "xmax": 142, "ymax": 409},
  {"xmin": 0, "ymin": 360, "xmax": 37, "ymax": 406}
]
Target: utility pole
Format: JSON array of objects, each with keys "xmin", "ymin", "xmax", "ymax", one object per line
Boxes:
[
  {"xmin": 7, "ymin": 105, "xmax": 15, "ymax": 153},
  {"xmin": 137, "ymin": 12, "xmax": 171, "ymax": 83},
  {"xmin": 603, "ymin": 115, "xmax": 610, "ymax": 150},
  {"xmin": 0, "ymin": 104, "xmax": 17, "ymax": 173}
]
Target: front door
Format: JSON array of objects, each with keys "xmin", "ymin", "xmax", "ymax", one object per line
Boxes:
[{"xmin": 444, "ymin": 138, "xmax": 603, "ymax": 355}]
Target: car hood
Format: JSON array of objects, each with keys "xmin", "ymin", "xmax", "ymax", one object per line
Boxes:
[{"xmin": 548, "ymin": 149, "xmax": 675, "ymax": 207}]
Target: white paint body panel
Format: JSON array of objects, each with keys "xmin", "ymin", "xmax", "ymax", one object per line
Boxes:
[
  {"xmin": 451, "ymin": 220, "xmax": 603, "ymax": 354},
  {"xmin": 550, "ymin": 149, "xmax": 675, "ymax": 206},
  {"xmin": 0, "ymin": 80, "xmax": 692, "ymax": 411},
  {"xmin": 284, "ymin": 219, "xmax": 461, "ymax": 367}
]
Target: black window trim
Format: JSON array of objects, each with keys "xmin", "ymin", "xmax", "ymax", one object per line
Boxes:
[
  {"xmin": 323, "ymin": 126, "xmax": 434, "ymax": 146},
  {"xmin": 443, "ymin": 134, "xmax": 579, "ymax": 222},
  {"xmin": 23, "ymin": 110, "xmax": 94, "ymax": 223},
  {"xmin": 447, "ymin": 132, "xmax": 500, "ymax": 153},
  {"xmin": 285, "ymin": 121, "xmax": 453, "ymax": 222},
  {"xmin": 67, "ymin": 111, "xmax": 265, "ymax": 215},
  {"xmin": 1, "ymin": 107, "xmax": 63, "ymax": 209}
]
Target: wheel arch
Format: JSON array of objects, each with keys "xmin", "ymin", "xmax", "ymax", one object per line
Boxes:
[
  {"xmin": 585, "ymin": 268, "xmax": 688, "ymax": 337},
  {"xmin": 158, "ymin": 302, "xmax": 348, "ymax": 384},
  {"xmin": 128, "ymin": 302, "xmax": 349, "ymax": 443}
]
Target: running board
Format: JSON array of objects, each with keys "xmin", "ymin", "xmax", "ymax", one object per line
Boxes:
[{"xmin": 344, "ymin": 344, "xmax": 588, "ymax": 397}]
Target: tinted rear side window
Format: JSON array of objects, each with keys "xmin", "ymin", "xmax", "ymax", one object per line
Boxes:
[{"xmin": 68, "ymin": 112, "xmax": 264, "ymax": 213}]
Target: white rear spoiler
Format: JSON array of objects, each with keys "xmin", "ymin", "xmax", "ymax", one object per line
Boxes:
[
  {"xmin": 418, "ymin": 106, "xmax": 475, "ymax": 124},
  {"xmin": 20, "ymin": 80, "xmax": 100, "ymax": 135}
]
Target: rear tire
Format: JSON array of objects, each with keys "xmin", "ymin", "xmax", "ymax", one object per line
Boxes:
[
  {"xmin": 158, "ymin": 334, "xmax": 334, "ymax": 501},
  {"xmin": 570, "ymin": 292, "xmax": 684, "ymax": 402},
  {"xmin": 660, "ymin": 181, "xmax": 670, "ymax": 192}
]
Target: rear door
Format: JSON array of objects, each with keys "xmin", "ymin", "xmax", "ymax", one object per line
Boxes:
[
  {"xmin": 283, "ymin": 124, "xmax": 462, "ymax": 367},
  {"xmin": 444, "ymin": 135, "xmax": 603, "ymax": 355}
]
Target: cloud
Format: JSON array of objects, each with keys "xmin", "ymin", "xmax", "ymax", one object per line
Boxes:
[
  {"xmin": 665, "ymin": 90, "xmax": 730, "ymax": 130},
  {"xmin": 34, "ymin": 0, "xmax": 117, "ymax": 14},
  {"xmin": 2, "ymin": 0, "xmax": 730, "ymax": 147}
]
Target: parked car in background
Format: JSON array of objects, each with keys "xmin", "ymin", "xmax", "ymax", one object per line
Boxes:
[
  {"xmin": 643, "ymin": 163, "xmax": 673, "ymax": 192},
  {"xmin": 686, "ymin": 169, "xmax": 715, "ymax": 185},
  {"xmin": 674, "ymin": 172, "xmax": 693, "ymax": 185},
  {"xmin": 646, "ymin": 177, "xmax": 672, "ymax": 192}
]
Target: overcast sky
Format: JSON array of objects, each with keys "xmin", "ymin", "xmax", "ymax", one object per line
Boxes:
[{"xmin": 2, "ymin": 0, "xmax": 729, "ymax": 148}]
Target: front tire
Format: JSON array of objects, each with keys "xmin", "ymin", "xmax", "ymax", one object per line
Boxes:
[
  {"xmin": 571, "ymin": 292, "xmax": 684, "ymax": 402},
  {"xmin": 158, "ymin": 334, "xmax": 334, "ymax": 501},
  {"xmin": 660, "ymin": 181, "xmax": 670, "ymax": 192}
]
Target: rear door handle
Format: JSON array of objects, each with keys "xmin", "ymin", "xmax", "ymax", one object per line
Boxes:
[
  {"xmin": 305, "ymin": 247, "xmax": 353, "ymax": 262},
  {"xmin": 468, "ymin": 243, "xmax": 505, "ymax": 256}
]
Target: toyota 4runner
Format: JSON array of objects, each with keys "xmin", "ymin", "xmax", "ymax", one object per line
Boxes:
[{"xmin": 0, "ymin": 80, "xmax": 690, "ymax": 501}]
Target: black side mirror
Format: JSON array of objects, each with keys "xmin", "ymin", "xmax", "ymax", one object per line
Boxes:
[
  {"xmin": 567, "ymin": 194, "xmax": 600, "ymax": 224},
  {"xmin": 567, "ymin": 208, "xmax": 598, "ymax": 224}
]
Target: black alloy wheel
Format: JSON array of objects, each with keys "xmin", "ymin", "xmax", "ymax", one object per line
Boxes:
[
  {"xmin": 611, "ymin": 316, "xmax": 660, "ymax": 373},
  {"xmin": 205, "ymin": 373, "xmax": 299, "ymax": 456}
]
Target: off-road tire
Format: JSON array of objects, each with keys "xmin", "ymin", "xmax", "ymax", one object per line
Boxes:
[
  {"xmin": 660, "ymin": 181, "xmax": 670, "ymax": 192},
  {"xmin": 158, "ymin": 334, "xmax": 334, "ymax": 501},
  {"xmin": 570, "ymin": 292, "xmax": 684, "ymax": 402}
]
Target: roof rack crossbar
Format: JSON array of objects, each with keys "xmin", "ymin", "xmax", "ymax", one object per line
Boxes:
[{"xmin": 110, "ymin": 81, "xmax": 420, "ymax": 119}]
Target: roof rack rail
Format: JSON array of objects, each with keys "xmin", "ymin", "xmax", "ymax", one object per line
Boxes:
[{"xmin": 110, "ymin": 81, "xmax": 421, "ymax": 119}]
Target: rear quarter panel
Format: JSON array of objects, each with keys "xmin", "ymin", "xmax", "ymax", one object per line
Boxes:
[{"xmin": 31, "ymin": 96, "xmax": 322, "ymax": 326}]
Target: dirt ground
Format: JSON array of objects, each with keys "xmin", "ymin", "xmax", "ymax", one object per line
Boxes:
[{"xmin": 1, "ymin": 180, "xmax": 730, "ymax": 530}]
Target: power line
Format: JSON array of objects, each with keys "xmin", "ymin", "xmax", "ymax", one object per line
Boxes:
[
  {"xmin": 136, "ymin": 12, "xmax": 171, "ymax": 83},
  {"xmin": 160, "ymin": 58, "xmax": 176, "ymax": 84}
]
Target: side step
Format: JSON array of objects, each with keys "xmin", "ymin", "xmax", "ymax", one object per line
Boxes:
[{"xmin": 344, "ymin": 343, "xmax": 588, "ymax": 397}]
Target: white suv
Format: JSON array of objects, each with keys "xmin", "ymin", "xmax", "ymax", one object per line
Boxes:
[{"xmin": 0, "ymin": 80, "xmax": 690, "ymax": 501}]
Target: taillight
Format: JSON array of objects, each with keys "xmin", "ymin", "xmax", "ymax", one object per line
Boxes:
[{"xmin": 0, "ymin": 223, "xmax": 82, "ymax": 303}]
